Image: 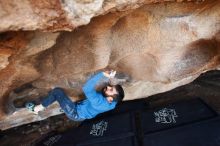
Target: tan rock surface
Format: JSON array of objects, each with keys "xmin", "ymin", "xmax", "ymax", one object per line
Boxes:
[
  {"xmin": 0, "ymin": 0, "xmax": 220, "ymax": 129},
  {"xmin": 0, "ymin": 0, "xmax": 188, "ymax": 32}
]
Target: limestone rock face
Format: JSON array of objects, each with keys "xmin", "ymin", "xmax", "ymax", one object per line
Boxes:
[{"xmin": 0, "ymin": 0, "xmax": 220, "ymax": 129}]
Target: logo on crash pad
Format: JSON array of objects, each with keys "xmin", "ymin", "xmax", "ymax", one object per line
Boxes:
[
  {"xmin": 154, "ymin": 108, "xmax": 178, "ymax": 124},
  {"xmin": 90, "ymin": 120, "xmax": 108, "ymax": 136}
]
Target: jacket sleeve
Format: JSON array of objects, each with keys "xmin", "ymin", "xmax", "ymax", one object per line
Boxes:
[{"xmin": 82, "ymin": 72, "xmax": 108, "ymax": 103}]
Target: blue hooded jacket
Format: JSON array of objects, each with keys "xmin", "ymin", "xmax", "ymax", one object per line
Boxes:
[{"xmin": 76, "ymin": 72, "xmax": 117, "ymax": 119}]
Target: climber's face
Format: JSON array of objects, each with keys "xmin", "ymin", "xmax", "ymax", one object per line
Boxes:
[{"xmin": 102, "ymin": 85, "xmax": 118, "ymax": 103}]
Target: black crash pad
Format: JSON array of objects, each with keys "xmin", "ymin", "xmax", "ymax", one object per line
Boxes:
[
  {"xmin": 141, "ymin": 98, "xmax": 217, "ymax": 134},
  {"xmin": 143, "ymin": 116, "xmax": 220, "ymax": 146},
  {"xmin": 36, "ymin": 98, "xmax": 218, "ymax": 146}
]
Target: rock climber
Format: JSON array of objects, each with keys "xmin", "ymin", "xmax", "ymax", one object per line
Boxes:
[{"xmin": 26, "ymin": 70, "xmax": 124, "ymax": 121}]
